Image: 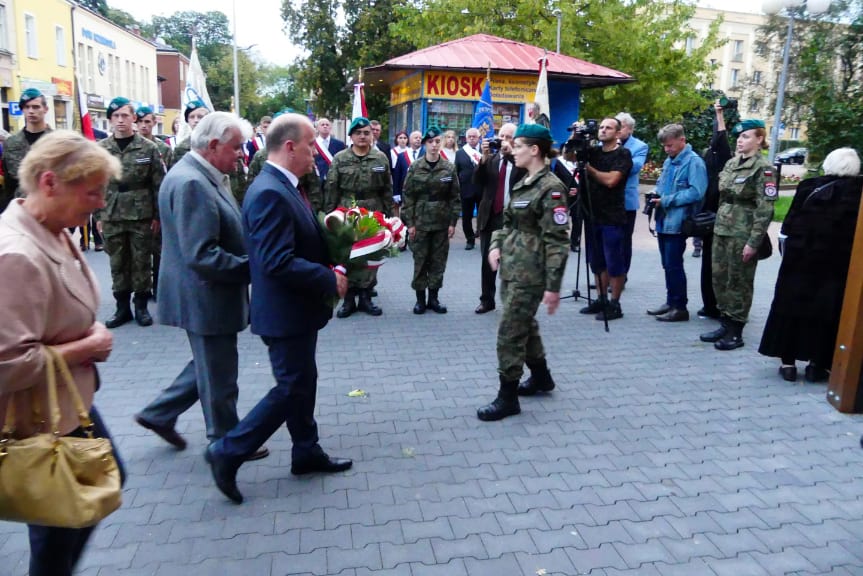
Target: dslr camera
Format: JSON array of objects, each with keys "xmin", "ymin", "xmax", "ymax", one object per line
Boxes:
[
  {"xmin": 486, "ymin": 137, "xmax": 503, "ymax": 155},
  {"xmin": 564, "ymin": 119, "xmax": 599, "ymax": 157},
  {"xmin": 718, "ymin": 96, "xmax": 738, "ymax": 111},
  {"xmin": 643, "ymin": 192, "xmax": 661, "ymax": 217}
]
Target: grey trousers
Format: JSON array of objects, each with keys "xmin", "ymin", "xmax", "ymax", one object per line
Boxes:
[{"xmin": 138, "ymin": 332, "xmax": 239, "ymax": 441}]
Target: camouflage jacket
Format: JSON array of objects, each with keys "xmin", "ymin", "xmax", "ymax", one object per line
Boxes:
[
  {"xmin": 170, "ymin": 137, "xmax": 190, "ymax": 169},
  {"xmin": 490, "ymin": 167, "xmax": 570, "ymax": 292},
  {"xmin": 148, "ymin": 136, "xmax": 172, "ymax": 171},
  {"xmin": 3, "ymin": 127, "xmax": 53, "ymax": 200},
  {"xmin": 248, "ymin": 147, "xmax": 322, "ymax": 212},
  {"xmin": 401, "ymin": 156, "xmax": 460, "ymax": 231},
  {"xmin": 324, "ymin": 148, "xmax": 394, "ymax": 216},
  {"xmin": 714, "ymin": 153, "xmax": 775, "ymax": 247},
  {"xmin": 98, "ymin": 133, "xmax": 164, "ymax": 222}
]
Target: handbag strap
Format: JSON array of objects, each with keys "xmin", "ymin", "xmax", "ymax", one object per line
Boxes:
[{"xmin": 45, "ymin": 347, "xmax": 94, "ymax": 435}]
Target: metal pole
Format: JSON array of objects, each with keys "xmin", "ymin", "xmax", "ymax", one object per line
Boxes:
[
  {"xmin": 768, "ymin": 13, "xmax": 794, "ymax": 164},
  {"xmin": 232, "ymin": 0, "xmax": 240, "ymax": 116},
  {"xmin": 554, "ymin": 10, "xmax": 562, "ymax": 53}
]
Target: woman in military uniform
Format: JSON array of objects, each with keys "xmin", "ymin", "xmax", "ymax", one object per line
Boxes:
[
  {"xmin": 700, "ymin": 119, "xmax": 775, "ymax": 350},
  {"xmin": 477, "ymin": 124, "xmax": 570, "ymax": 422},
  {"xmin": 401, "ymin": 127, "xmax": 460, "ymax": 314}
]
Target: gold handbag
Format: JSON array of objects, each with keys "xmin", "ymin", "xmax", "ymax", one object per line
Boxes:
[{"xmin": 0, "ymin": 347, "xmax": 122, "ymax": 528}]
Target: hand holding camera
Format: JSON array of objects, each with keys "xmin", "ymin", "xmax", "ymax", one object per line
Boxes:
[{"xmin": 643, "ymin": 192, "xmax": 661, "ymax": 217}]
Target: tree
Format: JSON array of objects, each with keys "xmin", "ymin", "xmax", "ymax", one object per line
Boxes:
[
  {"xmin": 245, "ymin": 64, "xmax": 309, "ymax": 122},
  {"xmin": 389, "ymin": 0, "xmax": 725, "ymax": 128},
  {"xmin": 150, "ymin": 11, "xmax": 233, "ymax": 66},
  {"xmin": 78, "ymin": 0, "xmax": 108, "ymax": 16},
  {"xmin": 203, "ymin": 47, "xmax": 261, "ymax": 117},
  {"xmin": 756, "ymin": 0, "xmax": 863, "ymax": 161}
]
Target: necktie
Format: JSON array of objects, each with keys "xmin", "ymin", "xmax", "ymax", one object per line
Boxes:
[
  {"xmin": 297, "ymin": 184, "xmax": 312, "ymax": 210},
  {"xmin": 493, "ymin": 160, "xmax": 507, "ymax": 214},
  {"xmin": 413, "ymin": 149, "xmax": 418, "ymax": 160}
]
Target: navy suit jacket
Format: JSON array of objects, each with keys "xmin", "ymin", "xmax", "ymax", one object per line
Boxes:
[
  {"xmin": 314, "ymin": 137, "xmax": 346, "ymax": 183},
  {"xmin": 243, "ymin": 163, "xmax": 337, "ymax": 338}
]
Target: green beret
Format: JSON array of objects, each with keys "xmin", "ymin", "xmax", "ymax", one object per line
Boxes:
[
  {"xmin": 421, "ymin": 127, "xmax": 441, "ymax": 144},
  {"xmin": 106, "ymin": 97, "xmax": 132, "ymax": 119},
  {"xmin": 135, "ymin": 105, "xmax": 154, "ymax": 120},
  {"xmin": 184, "ymin": 100, "xmax": 208, "ymax": 122},
  {"xmin": 515, "ymin": 123, "xmax": 553, "ymax": 141},
  {"xmin": 19, "ymin": 88, "xmax": 43, "ymax": 108},
  {"xmin": 272, "ymin": 108, "xmax": 294, "ymax": 119},
  {"xmin": 348, "ymin": 117, "xmax": 370, "ymax": 135},
  {"xmin": 732, "ymin": 119, "xmax": 766, "ymax": 136}
]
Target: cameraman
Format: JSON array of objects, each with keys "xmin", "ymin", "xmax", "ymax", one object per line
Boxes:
[
  {"xmin": 646, "ymin": 124, "xmax": 707, "ymax": 322},
  {"xmin": 579, "ymin": 117, "xmax": 633, "ymax": 320}
]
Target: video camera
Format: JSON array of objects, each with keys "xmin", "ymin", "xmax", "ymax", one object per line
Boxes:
[{"xmin": 564, "ymin": 119, "xmax": 599, "ymax": 157}]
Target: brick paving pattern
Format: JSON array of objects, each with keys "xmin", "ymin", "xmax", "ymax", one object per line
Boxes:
[{"xmin": 2, "ymin": 215, "xmax": 862, "ymax": 575}]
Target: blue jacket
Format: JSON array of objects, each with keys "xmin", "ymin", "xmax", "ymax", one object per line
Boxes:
[
  {"xmin": 622, "ymin": 136, "xmax": 649, "ymax": 211},
  {"xmin": 243, "ymin": 163, "xmax": 337, "ymax": 337},
  {"xmin": 655, "ymin": 144, "xmax": 707, "ymax": 234}
]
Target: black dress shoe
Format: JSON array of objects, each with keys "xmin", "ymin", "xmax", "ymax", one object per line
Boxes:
[
  {"xmin": 465, "ymin": 241, "xmax": 475, "ymax": 250},
  {"xmin": 134, "ymin": 415, "xmax": 187, "ymax": 450},
  {"xmin": 656, "ymin": 308, "xmax": 689, "ymax": 322},
  {"xmin": 291, "ymin": 451, "xmax": 353, "ymax": 475},
  {"xmin": 697, "ymin": 307, "xmax": 722, "ymax": 319},
  {"xmin": 647, "ymin": 303, "xmax": 671, "ymax": 316},
  {"xmin": 779, "ymin": 365, "xmax": 797, "ymax": 382},
  {"xmin": 204, "ymin": 445, "xmax": 243, "ymax": 504},
  {"xmin": 580, "ymin": 299, "xmax": 605, "ymax": 314},
  {"xmin": 804, "ymin": 363, "xmax": 830, "ymax": 383},
  {"xmin": 475, "ymin": 302, "xmax": 495, "ymax": 314}
]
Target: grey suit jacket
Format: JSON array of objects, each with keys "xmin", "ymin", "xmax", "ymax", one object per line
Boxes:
[{"xmin": 157, "ymin": 153, "xmax": 250, "ymax": 335}]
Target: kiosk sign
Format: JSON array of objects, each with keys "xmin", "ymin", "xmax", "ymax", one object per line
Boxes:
[{"xmin": 422, "ymin": 71, "xmax": 536, "ymax": 103}]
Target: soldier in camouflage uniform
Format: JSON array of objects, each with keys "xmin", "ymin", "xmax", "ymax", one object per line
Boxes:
[
  {"xmin": 136, "ymin": 105, "xmax": 170, "ymax": 299},
  {"xmin": 1, "ymin": 88, "xmax": 52, "ymax": 210},
  {"xmin": 477, "ymin": 124, "xmax": 570, "ymax": 422},
  {"xmin": 325, "ymin": 117, "xmax": 394, "ymax": 318},
  {"xmin": 98, "ymin": 97, "xmax": 164, "ymax": 328},
  {"xmin": 401, "ymin": 127, "xmax": 460, "ymax": 314},
  {"xmin": 249, "ymin": 145, "xmax": 323, "ymax": 212},
  {"xmin": 700, "ymin": 119, "xmax": 775, "ymax": 350}
]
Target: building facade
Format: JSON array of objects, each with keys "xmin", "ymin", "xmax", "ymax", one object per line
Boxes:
[
  {"xmin": 72, "ymin": 6, "xmax": 159, "ymax": 132},
  {"xmin": 156, "ymin": 44, "xmax": 189, "ymax": 137}
]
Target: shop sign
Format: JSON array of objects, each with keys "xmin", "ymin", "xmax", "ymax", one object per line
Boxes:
[
  {"xmin": 52, "ymin": 77, "xmax": 74, "ymax": 97},
  {"xmin": 21, "ymin": 78, "xmax": 57, "ymax": 97},
  {"xmin": 87, "ymin": 94, "xmax": 105, "ymax": 108},
  {"xmin": 422, "ymin": 71, "xmax": 536, "ymax": 103},
  {"xmin": 391, "ymin": 73, "xmax": 422, "ymax": 106}
]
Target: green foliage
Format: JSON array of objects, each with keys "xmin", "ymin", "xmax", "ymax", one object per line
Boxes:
[
  {"xmin": 772, "ymin": 195, "xmax": 792, "ymax": 222},
  {"xmin": 150, "ymin": 11, "xmax": 232, "ymax": 62},
  {"xmin": 245, "ymin": 64, "xmax": 309, "ymax": 121},
  {"xmin": 390, "ymin": 0, "xmax": 725, "ymax": 128},
  {"xmin": 202, "ymin": 47, "xmax": 261, "ymax": 117},
  {"xmin": 104, "ymin": 8, "xmax": 141, "ymax": 31},
  {"xmin": 78, "ymin": 0, "xmax": 108, "ymax": 16}
]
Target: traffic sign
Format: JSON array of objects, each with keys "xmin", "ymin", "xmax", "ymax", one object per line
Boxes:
[{"xmin": 9, "ymin": 102, "xmax": 21, "ymax": 116}]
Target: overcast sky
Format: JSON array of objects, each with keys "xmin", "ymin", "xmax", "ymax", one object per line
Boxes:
[{"xmin": 109, "ymin": 0, "xmax": 764, "ymax": 67}]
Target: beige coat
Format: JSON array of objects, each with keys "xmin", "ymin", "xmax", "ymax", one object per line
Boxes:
[{"xmin": 0, "ymin": 200, "xmax": 99, "ymax": 437}]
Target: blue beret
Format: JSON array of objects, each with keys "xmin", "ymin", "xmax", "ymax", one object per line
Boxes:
[
  {"xmin": 107, "ymin": 97, "xmax": 132, "ymax": 119},
  {"xmin": 19, "ymin": 88, "xmax": 43, "ymax": 108},
  {"xmin": 732, "ymin": 119, "xmax": 766, "ymax": 136},
  {"xmin": 184, "ymin": 100, "xmax": 208, "ymax": 122},
  {"xmin": 135, "ymin": 105, "xmax": 154, "ymax": 119},
  {"xmin": 348, "ymin": 117, "xmax": 370, "ymax": 135},
  {"xmin": 422, "ymin": 127, "xmax": 441, "ymax": 144},
  {"xmin": 515, "ymin": 123, "xmax": 553, "ymax": 141}
]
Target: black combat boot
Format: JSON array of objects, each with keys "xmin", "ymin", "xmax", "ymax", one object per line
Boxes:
[
  {"xmin": 477, "ymin": 376, "xmax": 521, "ymax": 421},
  {"xmin": 517, "ymin": 358, "xmax": 556, "ymax": 396},
  {"xmin": 700, "ymin": 316, "xmax": 728, "ymax": 343},
  {"xmin": 337, "ymin": 289, "xmax": 357, "ymax": 319},
  {"xmin": 133, "ymin": 292, "xmax": 154, "ymax": 326},
  {"xmin": 105, "ymin": 291, "xmax": 133, "ymax": 328},
  {"xmin": 427, "ymin": 289, "xmax": 447, "ymax": 314},
  {"xmin": 413, "ymin": 290, "xmax": 427, "ymax": 315},
  {"xmin": 715, "ymin": 319, "xmax": 745, "ymax": 350},
  {"xmin": 357, "ymin": 289, "xmax": 383, "ymax": 316}
]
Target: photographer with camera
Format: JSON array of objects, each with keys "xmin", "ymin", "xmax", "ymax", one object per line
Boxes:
[
  {"xmin": 577, "ymin": 117, "xmax": 632, "ymax": 321},
  {"xmin": 645, "ymin": 124, "xmax": 707, "ymax": 322}
]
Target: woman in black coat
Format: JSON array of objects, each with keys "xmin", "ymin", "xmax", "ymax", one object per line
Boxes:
[{"xmin": 758, "ymin": 148, "xmax": 863, "ymax": 382}]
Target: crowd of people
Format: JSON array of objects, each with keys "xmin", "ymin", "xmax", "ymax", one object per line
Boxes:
[{"xmin": 1, "ymin": 86, "xmax": 862, "ymax": 574}]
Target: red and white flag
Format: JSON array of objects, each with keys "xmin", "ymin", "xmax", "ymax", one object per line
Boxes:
[
  {"xmin": 76, "ymin": 74, "xmax": 95, "ymax": 141},
  {"xmin": 352, "ymin": 83, "xmax": 367, "ymax": 120}
]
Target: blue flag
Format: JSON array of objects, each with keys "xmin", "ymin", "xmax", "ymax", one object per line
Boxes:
[{"xmin": 472, "ymin": 79, "xmax": 495, "ymax": 139}]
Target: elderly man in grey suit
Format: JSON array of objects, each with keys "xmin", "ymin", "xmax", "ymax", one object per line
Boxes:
[{"xmin": 135, "ymin": 112, "xmax": 267, "ymax": 460}]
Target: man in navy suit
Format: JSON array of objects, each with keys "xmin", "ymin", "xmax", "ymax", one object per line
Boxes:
[
  {"xmin": 135, "ymin": 112, "xmax": 266, "ymax": 460},
  {"xmin": 313, "ymin": 117, "xmax": 346, "ymax": 184},
  {"xmin": 205, "ymin": 113, "xmax": 350, "ymax": 503}
]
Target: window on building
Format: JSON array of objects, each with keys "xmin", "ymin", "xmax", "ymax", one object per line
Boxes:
[
  {"xmin": 114, "ymin": 56, "xmax": 121, "ymax": 96},
  {"xmin": 732, "ymin": 40, "xmax": 744, "ymax": 62},
  {"xmin": 790, "ymin": 127, "xmax": 800, "ymax": 139},
  {"xmin": 0, "ymin": 5, "xmax": 9, "ymax": 52},
  {"xmin": 685, "ymin": 36, "xmax": 694, "ymax": 55},
  {"xmin": 55, "ymin": 26, "xmax": 66, "ymax": 66},
  {"xmin": 24, "ymin": 13, "xmax": 37, "ymax": 58},
  {"xmin": 139, "ymin": 65, "xmax": 146, "ymax": 102},
  {"xmin": 77, "ymin": 42, "xmax": 85, "ymax": 81},
  {"xmin": 730, "ymin": 68, "xmax": 740, "ymax": 87},
  {"xmin": 86, "ymin": 46, "xmax": 95, "ymax": 92},
  {"xmin": 752, "ymin": 70, "xmax": 762, "ymax": 85},
  {"xmin": 749, "ymin": 99, "xmax": 761, "ymax": 113}
]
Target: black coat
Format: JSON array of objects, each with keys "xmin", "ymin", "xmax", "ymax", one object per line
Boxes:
[
  {"xmin": 758, "ymin": 175, "xmax": 863, "ymax": 366},
  {"xmin": 454, "ymin": 148, "xmax": 481, "ymax": 200}
]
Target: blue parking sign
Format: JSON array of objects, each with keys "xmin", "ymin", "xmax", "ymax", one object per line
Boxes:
[{"xmin": 9, "ymin": 102, "xmax": 21, "ymax": 116}]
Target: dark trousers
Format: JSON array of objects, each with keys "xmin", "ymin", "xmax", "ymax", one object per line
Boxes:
[
  {"xmin": 217, "ymin": 333, "xmax": 320, "ymax": 462},
  {"xmin": 624, "ymin": 210, "xmax": 637, "ymax": 273},
  {"xmin": 570, "ymin": 201, "xmax": 583, "ymax": 249},
  {"xmin": 657, "ymin": 233, "xmax": 688, "ymax": 309},
  {"xmin": 479, "ymin": 212, "xmax": 503, "ymax": 306},
  {"xmin": 460, "ymin": 196, "xmax": 479, "ymax": 242},
  {"xmin": 700, "ymin": 233, "xmax": 718, "ymax": 314},
  {"xmin": 28, "ymin": 406, "xmax": 126, "ymax": 576}
]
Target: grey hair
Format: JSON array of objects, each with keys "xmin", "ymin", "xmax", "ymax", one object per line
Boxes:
[
  {"xmin": 191, "ymin": 112, "xmax": 252, "ymax": 151},
  {"xmin": 267, "ymin": 113, "xmax": 314, "ymax": 152},
  {"xmin": 657, "ymin": 123, "xmax": 685, "ymax": 142},
  {"xmin": 822, "ymin": 147, "xmax": 860, "ymax": 177},
  {"xmin": 616, "ymin": 112, "xmax": 636, "ymax": 129}
]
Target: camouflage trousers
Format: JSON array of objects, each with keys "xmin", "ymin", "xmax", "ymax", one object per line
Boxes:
[
  {"xmin": 712, "ymin": 234, "xmax": 758, "ymax": 323},
  {"xmin": 497, "ymin": 281, "xmax": 545, "ymax": 381},
  {"xmin": 410, "ymin": 229, "xmax": 450, "ymax": 291},
  {"xmin": 103, "ymin": 220, "xmax": 153, "ymax": 294},
  {"xmin": 349, "ymin": 266, "xmax": 377, "ymax": 290},
  {"xmin": 152, "ymin": 227, "xmax": 162, "ymax": 294}
]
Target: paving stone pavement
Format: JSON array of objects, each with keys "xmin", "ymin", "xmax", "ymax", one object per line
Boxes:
[{"xmin": 2, "ymin": 214, "xmax": 862, "ymax": 576}]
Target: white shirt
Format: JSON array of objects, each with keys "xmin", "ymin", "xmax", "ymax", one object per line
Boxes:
[{"xmin": 266, "ymin": 160, "xmax": 299, "ymax": 189}]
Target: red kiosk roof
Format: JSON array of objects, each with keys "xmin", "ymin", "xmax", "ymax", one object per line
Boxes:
[{"xmin": 366, "ymin": 34, "xmax": 632, "ymax": 87}]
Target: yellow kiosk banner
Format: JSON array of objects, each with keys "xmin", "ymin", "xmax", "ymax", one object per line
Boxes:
[{"xmin": 422, "ymin": 71, "xmax": 536, "ymax": 103}]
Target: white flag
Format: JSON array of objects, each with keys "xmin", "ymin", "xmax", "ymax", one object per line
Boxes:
[
  {"xmin": 528, "ymin": 54, "xmax": 551, "ymax": 129},
  {"xmin": 178, "ymin": 45, "xmax": 214, "ymax": 141}
]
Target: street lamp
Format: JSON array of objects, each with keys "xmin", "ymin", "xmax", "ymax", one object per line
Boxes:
[
  {"xmin": 553, "ymin": 9, "xmax": 562, "ymax": 53},
  {"xmin": 233, "ymin": 0, "xmax": 239, "ymax": 116},
  {"xmin": 762, "ymin": 0, "xmax": 832, "ymax": 163}
]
